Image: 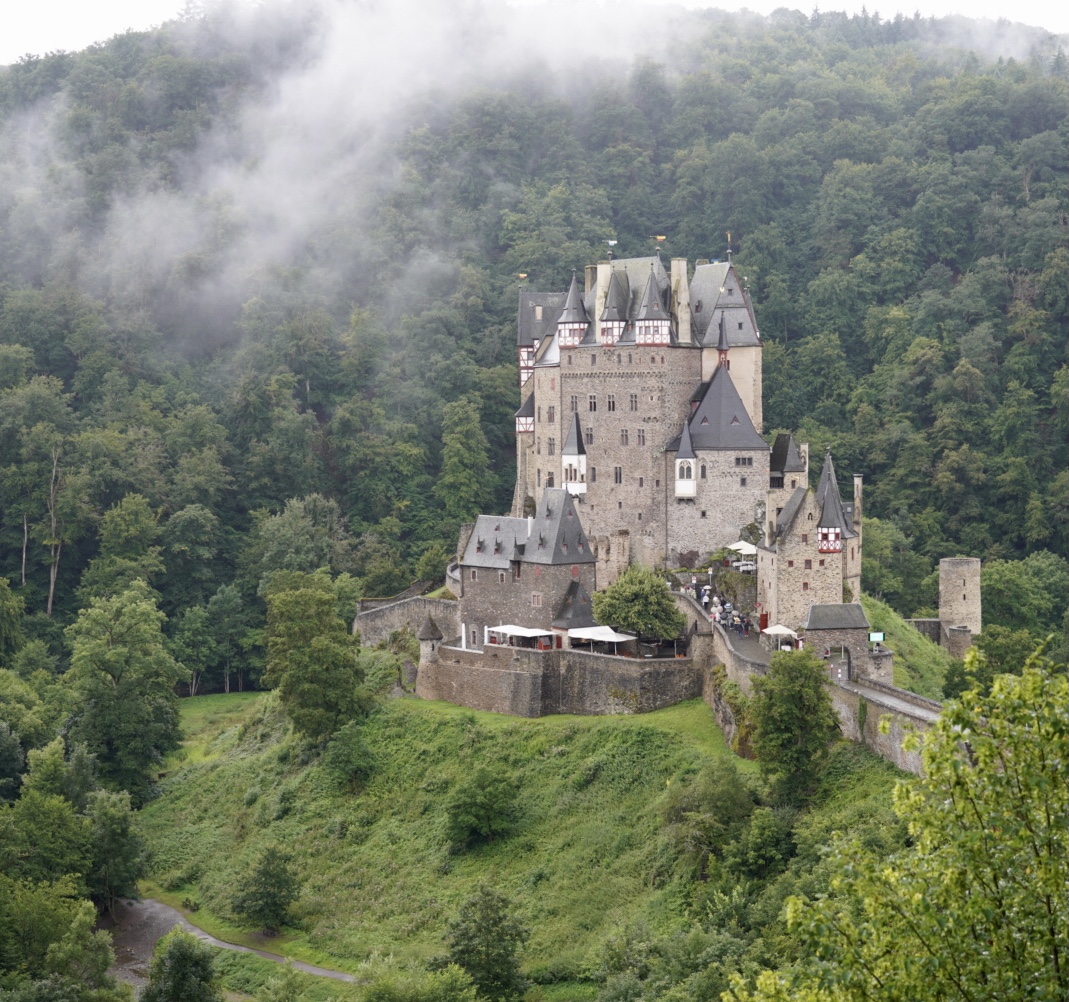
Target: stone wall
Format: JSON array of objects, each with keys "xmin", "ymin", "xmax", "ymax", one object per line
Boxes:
[
  {"xmin": 803, "ymin": 626, "xmax": 891, "ymax": 685},
  {"xmin": 906, "ymin": 618, "xmax": 942, "ymax": 643},
  {"xmin": 355, "ymin": 597, "xmax": 460, "ymax": 648},
  {"xmin": 828, "ymin": 682, "xmax": 940, "ymax": 775},
  {"xmin": 416, "ymin": 644, "xmax": 702, "ymax": 717}
]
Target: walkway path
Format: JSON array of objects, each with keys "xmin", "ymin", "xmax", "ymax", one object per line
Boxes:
[
  {"xmin": 105, "ymin": 898, "xmax": 356, "ymax": 991},
  {"xmin": 838, "ymin": 680, "xmax": 942, "ymax": 724}
]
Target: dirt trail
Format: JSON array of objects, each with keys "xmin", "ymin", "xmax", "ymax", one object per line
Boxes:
[{"xmin": 105, "ymin": 898, "xmax": 356, "ymax": 990}]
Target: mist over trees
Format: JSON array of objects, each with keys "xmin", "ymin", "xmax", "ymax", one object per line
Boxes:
[{"xmin": 0, "ymin": 1, "xmax": 1065, "ymax": 642}]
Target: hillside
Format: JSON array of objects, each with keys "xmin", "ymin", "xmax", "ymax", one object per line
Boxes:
[{"xmin": 138, "ymin": 692, "xmax": 905, "ymax": 997}]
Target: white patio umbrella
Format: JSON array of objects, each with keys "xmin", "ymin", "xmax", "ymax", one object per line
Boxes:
[
  {"xmin": 727, "ymin": 541, "xmax": 758, "ymax": 555},
  {"xmin": 761, "ymin": 624, "xmax": 798, "ymax": 637}
]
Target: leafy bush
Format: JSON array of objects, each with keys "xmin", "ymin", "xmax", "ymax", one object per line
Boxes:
[{"xmin": 444, "ymin": 767, "xmax": 517, "ymax": 847}]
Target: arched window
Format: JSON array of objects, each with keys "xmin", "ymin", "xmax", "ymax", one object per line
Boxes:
[
  {"xmin": 700, "ymin": 464, "xmax": 707, "ymax": 479},
  {"xmin": 678, "ymin": 460, "xmax": 693, "ymax": 480}
]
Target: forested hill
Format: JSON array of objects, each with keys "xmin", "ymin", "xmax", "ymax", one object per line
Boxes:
[{"xmin": 0, "ymin": 2, "xmax": 1065, "ymax": 649}]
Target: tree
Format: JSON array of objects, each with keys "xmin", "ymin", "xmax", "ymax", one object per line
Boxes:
[
  {"xmin": 140, "ymin": 929, "xmax": 222, "ymax": 1002},
  {"xmin": 77, "ymin": 494, "xmax": 163, "ymax": 603},
  {"xmin": 433, "ymin": 398, "xmax": 491, "ymax": 526},
  {"xmin": 64, "ymin": 581, "xmax": 186, "ymax": 804},
  {"xmin": 0, "ymin": 577, "xmax": 24, "ymax": 663},
  {"xmin": 205, "ymin": 585, "xmax": 247, "ymax": 694},
  {"xmin": 444, "ymin": 767, "xmax": 517, "ymax": 847},
  {"xmin": 444, "ymin": 885, "xmax": 528, "ymax": 1001},
  {"xmin": 592, "ymin": 564, "xmax": 685, "ymax": 641},
  {"xmin": 264, "ymin": 574, "xmax": 365, "ymax": 742},
  {"xmin": 231, "ymin": 848, "xmax": 300, "ymax": 935},
  {"xmin": 169, "ymin": 606, "xmax": 217, "ymax": 697},
  {"xmin": 84, "ymin": 790, "xmax": 146, "ymax": 919},
  {"xmin": 749, "ymin": 649, "xmax": 840, "ymax": 803},
  {"xmin": 733, "ymin": 644, "xmax": 1068, "ymax": 1002}
]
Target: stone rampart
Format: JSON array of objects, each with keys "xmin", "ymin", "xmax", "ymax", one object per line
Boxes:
[
  {"xmin": 828, "ymin": 683, "xmax": 937, "ymax": 775},
  {"xmin": 356, "ymin": 597, "xmax": 460, "ymax": 648},
  {"xmin": 416, "ymin": 645, "xmax": 701, "ymax": 717}
]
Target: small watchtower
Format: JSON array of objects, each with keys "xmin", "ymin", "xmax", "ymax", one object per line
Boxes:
[{"xmin": 417, "ymin": 616, "xmax": 444, "ymax": 665}]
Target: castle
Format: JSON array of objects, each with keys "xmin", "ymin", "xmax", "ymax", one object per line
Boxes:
[{"xmin": 507, "ymin": 253, "xmax": 862, "ymax": 634}]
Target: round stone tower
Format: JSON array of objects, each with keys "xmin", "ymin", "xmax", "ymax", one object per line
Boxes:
[{"xmin": 939, "ymin": 557, "xmax": 982, "ymax": 637}]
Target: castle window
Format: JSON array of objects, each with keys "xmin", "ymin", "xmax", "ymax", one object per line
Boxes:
[
  {"xmin": 728, "ymin": 287, "xmax": 733, "ymax": 295},
  {"xmin": 548, "ymin": 437, "xmax": 555, "ymax": 455},
  {"xmin": 701, "ymin": 510, "xmax": 707, "ymax": 518},
  {"xmin": 470, "ymin": 569, "xmax": 478, "ymax": 581},
  {"xmin": 607, "ymin": 394, "xmax": 616, "ymax": 412},
  {"xmin": 547, "ymin": 406, "xmax": 555, "ymax": 424},
  {"xmin": 808, "ymin": 513, "xmax": 814, "ymax": 520},
  {"xmin": 620, "ymin": 429, "xmax": 629, "ymax": 446},
  {"xmin": 531, "ymin": 593, "xmax": 542, "ymax": 607},
  {"xmin": 700, "ymin": 464, "xmax": 707, "ymax": 479},
  {"xmin": 819, "ymin": 559, "xmax": 825, "ymax": 567},
  {"xmin": 537, "ymin": 406, "xmax": 541, "ymax": 422},
  {"xmin": 585, "ymin": 426, "xmax": 594, "ymax": 445},
  {"xmin": 628, "ymin": 353, "xmax": 633, "ymax": 363},
  {"xmin": 655, "ymin": 479, "xmax": 660, "ymax": 487},
  {"xmin": 637, "ymin": 429, "xmax": 646, "ymax": 446},
  {"xmin": 591, "ymin": 354, "xmax": 597, "ymax": 366},
  {"xmin": 537, "ymin": 469, "xmax": 541, "ymax": 486},
  {"xmin": 791, "ymin": 479, "xmax": 797, "ymax": 488},
  {"xmin": 614, "ymin": 467, "xmax": 623, "ymax": 484},
  {"xmin": 637, "ymin": 512, "xmax": 642, "ymax": 521},
  {"xmin": 788, "ymin": 560, "xmax": 794, "ymax": 567},
  {"xmin": 499, "ymin": 571, "xmax": 506, "ymax": 584},
  {"xmin": 590, "ymin": 467, "xmax": 596, "ymax": 483},
  {"xmin": 639, "ymin": 477, "xmax": 644, "ymax": 487},
  {"xmin": 803, "ymin": 582, "xmax": 809, "ymax": 591},
  {"xmin": 570, "ymin": 395, "xmax": 578, "ymax": 412},
  {"xmin": 678, "ymin": 460, "xmax": 693, "ymax": 480},
  {"xmin": 770, "ymin": 476, "xmax": 784, "ymax": 488},
  {"xmin": 805, "ymin": 559, "xmax": 812, "ymax": 569},
  {"xmin": 589, "ymin": 394, "xmax": 597, "ymax": 412},
  {"xmin": 546, "ymin": 473, "xmax": 555, "ymax": 487},
  {"xmin": 629, "ymin": 393, "xmax": 639, "ymax": 411},
  {"xmin": 471, "ymin": 628, "xmax": 477, "ymax": 645},
  {"xmin": 651, "ymin": 356, "xmax": 656, "ymax": 364},
  {"xmin": 536, "ymin": 438, "xmax": 540, "ymax": 454},
  {"xmin": 740, "ymin": 477, "xmax": 747, "ymax": 486},
  {"xmin": 573, "ymin": 564, "xmax": 580, "ymax": 577},
  {"xmin": 535, "ymin": 305, "xmax": 543, "ymax": 320},
  {"xmin": 738, "ymin": 321, "xmax": 743, "ymax": 329},
  {"xmin": 801, "ymin": 533, "xmax": 808, "ymax": 543}
]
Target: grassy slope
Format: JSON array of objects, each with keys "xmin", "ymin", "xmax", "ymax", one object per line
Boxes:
[
  {"xmin": 140, "ymin": 693, "xmax": 905, "ymax": 998},
  {"xmin": 860, "ymin": 593, "xmax": 955, "ymax": 699},
  {"xmin": 142, "ymin": 695, "xmax": 749, "ymax": 978}
]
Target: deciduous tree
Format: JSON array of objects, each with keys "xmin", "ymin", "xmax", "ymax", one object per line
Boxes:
[{"xmin": 592, "ymin": 564, "xmax": 685, "ymax": 641}]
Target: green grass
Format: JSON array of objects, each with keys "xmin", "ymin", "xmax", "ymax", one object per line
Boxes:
[
  {"xmin": 143, "ymin": 691, "xmax": 901, "ymax": 993},
  {"xmin": 861, "ymin": 594, "xmax": 955, "ymax": 699}
]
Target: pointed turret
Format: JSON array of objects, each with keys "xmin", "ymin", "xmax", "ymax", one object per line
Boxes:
[
  {"xmin": 557, "ymin": 271, "xmax": 590, "ymax": 348},
  {"xmin": 600, "ymin": 270, "xmax": 629, "ymax": 346},
  {"xmin": 815, "ymin": 449, "xmax": 856, "ymax": 552},
  {"xmin": 635, "ymin": 266, "xmax": 671, "ymax": 345},
  {"xmin": 674, "ymin": 420, "xmax": 697, "ymax": 497},
  {"xmin": 716, "ymin": 310, "xmax": 729, "ymax": 367},
  {"xmin": 561, "ymin": 413, "xmax": 587, "ymax": 496}
]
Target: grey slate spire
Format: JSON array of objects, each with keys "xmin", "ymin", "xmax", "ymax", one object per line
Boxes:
[
  {"xmin": 815, "ymin": 448, "xmax": 853, "ymax": 533},
  {"xmin": 558, "ymin": 270, "xmax": 589, "ymax": 324},
  {"xmin": 676, "ymin": 418, "xmax": 696, "ymax": 460},
  {"xmin": 562, "ymin": 412, "xmax": 585, "ymax": 456},
  {"xmin": 600, "ymin": 270, "xmax": 630, "ymax": 322},
  {"xmin": 668, "ymin": 365, "xmax": 766, "ymax": 451},
  {"xmin": 636, "ymin": 266, "xmax": 670, "ymax": 321}
]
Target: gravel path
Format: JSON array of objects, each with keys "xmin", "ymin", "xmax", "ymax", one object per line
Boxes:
[{"xmin": 104, "ymin": 898, "xmax": 356, "ymax": 990}]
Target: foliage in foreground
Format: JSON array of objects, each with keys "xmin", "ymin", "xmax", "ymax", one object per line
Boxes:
[
  {"xmin": 592, "ymin": 565, "xmax": 686, "ymax": 641},
  {"xmin": 141, "ymin": 929, "xmax": 223, "ymax": 1002},
  {"xmin": 443, "ymin": 885, "xmax": 528, "ymax": 1001},
  {"xmin": 730, "ymin": 644, "xmax": 1068, "ymax": 1002}
]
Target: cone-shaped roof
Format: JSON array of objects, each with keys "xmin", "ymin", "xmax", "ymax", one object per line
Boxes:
[
  {"xmin": 716, "ymin": 310, "xmax": 730, "ymax": 353},
  {"xmin": 636, "ymin": 267, "xmax": 670, "ymax": 322},
  {"xmin": 600, "ymin": 270, "xmax": 630, "ymax": 322},
  {"xmin": 417, "ymin": 616, "xmax": 443, "ymax": 641},
  {"xmin": 816, "ymin": 449, "xmax": 854, "ymax": 533},
  {"xmin": 675, "ymin": 418, "xmax": 696, "ymax": 460},
  {"xmin": 558, "ymin": 271, "xmax": 589, "ymax": 324},
  {"xmin": 562, "ymin": 412, "xmax": 585, "ymax": 456}
]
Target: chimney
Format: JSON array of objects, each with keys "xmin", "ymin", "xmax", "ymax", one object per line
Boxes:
[
  {"xmin": 671, "ymin": 258, "xmax": 692, "ymax": 345},
  {"xmin": 852, "ymin": 475, "xmax": 863, "ymax": 529},
  {"xmin": 584, "ymin": 265, "xmax": 596, "ymax": 296},
  {"xmin": 595, "ymin": 260, "xmax": 611, "ymax": 344}
]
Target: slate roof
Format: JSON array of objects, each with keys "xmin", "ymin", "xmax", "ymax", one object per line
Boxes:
[
  {"xmin": 636, "ymin": 267, "xmax": 671, "ymax": 321},
  {"xmin": 524, "ymin": 488, "xmax": 596, "ymax": 566},
  {"xmin": 551, "ymin": 579, "xmax": 597, "ymax": 630},
  {"xmin": 770, "ymin": 433, "xmax": 807, "ymax": 474},
  {"xmin": 816, "ymin": 450, "xmax": 857, "ymax": 537},
  {"xmin": 517, "ymin": 291, "xmax": 565, "ymax": 347},
  {"xmin": 676, "ymin": 420, "xmax": 696, "ymax": 460},
  {"xmin": 600, "ymin": 270, "xmax": 630, "ymax": 322},
  {"xmin": 802, "ymin": 604, "xmax": 870, "ymax": 631},
  {"xmin": 459, "ymin": 515, "xmax": 530, "ymax": 570},
  {"xmin": 562, "ymin": 412, "xmax": 585, "ymax": 456},
  {"xmin": 690, "ymin": 261, "xmax": 760, "ymax": 348},
  {"xmin": 558, "ymin": 271, "xmax": 590, "ymax": 325},
  {"xmin": 417, "ymin": 616, "xmax": 443, "ymax": 641},
  {"xmin": 533, "ymin": 330, "xmax": 560, "ymax": 367},
  {"xmin": 515, "ymin": 393, "xmax": 535, "ymax": 419},
  {"xmin": 665, "ymin": 364, "xmax": 768, "ymax": 452},
  {"xmin": 767, "ymin": 486, "xmax": 808, "ymax": 545}
]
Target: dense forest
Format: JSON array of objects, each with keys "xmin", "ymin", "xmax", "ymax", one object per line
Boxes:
[{"xmin": 0, "ymin": 4, "xmax": 1066, "ymax": 999}]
